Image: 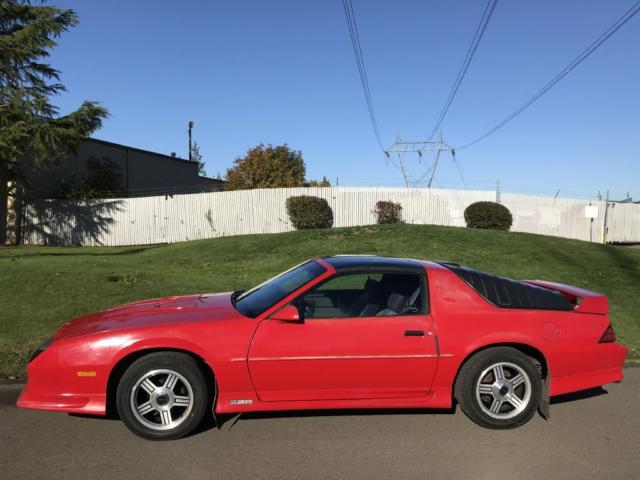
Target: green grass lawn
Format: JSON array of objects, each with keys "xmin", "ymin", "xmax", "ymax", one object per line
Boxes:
[{"xmin": 1, "ymin": 224, "xmax": 639, "ymax": 377}]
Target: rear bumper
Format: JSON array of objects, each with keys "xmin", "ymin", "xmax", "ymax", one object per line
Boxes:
[{"xmin": 550, "ymin": 342, "xmax": 628, "ymax": 396}]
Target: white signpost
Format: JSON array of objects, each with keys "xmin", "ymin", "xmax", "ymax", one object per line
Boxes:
[{"xmin": 584, "ymin": 205, "xmax": 599, "ymax": 219}]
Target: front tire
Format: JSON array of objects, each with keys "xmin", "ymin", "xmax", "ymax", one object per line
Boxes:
[
  {"xmin": 116, "ymin": 352, "xmax": 209, "ymax": 440},
  {"xmin": 455, "ymin": 347, "xmax": 541, "ymax": 429}
]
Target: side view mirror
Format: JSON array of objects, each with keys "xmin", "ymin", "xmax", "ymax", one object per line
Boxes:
[{"xmin": 269, "ymin": 304, "xmax": 301, "ymax": 322}]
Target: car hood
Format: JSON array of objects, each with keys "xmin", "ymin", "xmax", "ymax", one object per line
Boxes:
[{"xmin": 51, "ymin": 292, "xmax": 238, "ymax": 342}]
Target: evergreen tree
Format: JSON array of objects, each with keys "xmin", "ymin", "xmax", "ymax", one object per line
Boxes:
[
  {"xmin": 0, "ymin": 0, "xmax": 109, "ymax": 243},
  {"xmin": 190, "ymin": 141, "xmax": 206, "ymax": 176}
]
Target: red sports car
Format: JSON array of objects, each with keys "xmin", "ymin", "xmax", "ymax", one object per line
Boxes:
[{"xmin": 18, "ymin": 256, "xmax": 627, "ymax": 439}]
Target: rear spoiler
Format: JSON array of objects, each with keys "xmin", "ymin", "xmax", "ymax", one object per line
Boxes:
[{"xmin": 522, "ymin": 280, "xmax": 608, "ymax": 315}]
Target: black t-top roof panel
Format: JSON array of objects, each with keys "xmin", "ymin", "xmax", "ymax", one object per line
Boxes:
[{"xmin": 322, "ymin": 255, "xmax": 425, "ymax": 272}]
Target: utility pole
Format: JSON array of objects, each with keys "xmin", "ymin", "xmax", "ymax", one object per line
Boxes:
[
  {"xmin": 602, "ymin": 190, "xmax": 610, "ymax": 244},
  {"xmin": 384, "ymin": 133, "xmax": 455, "ymax": 188},
  {"xmin": 188, "ymin": 121, "xmax": 194, "ymax": 162},
  {"xmin": 496, "ymin": 180, "xmax": 501, "ymax": 203},
  {"xmin": 397, "ymin": 154, "xmax": 410, "ymax": 188},
  {"xmin": 427, "ymin": 149, "xmax": 442, "ymax": 188},
  {"xmin": 589, "ymin": 202, "xmax": 593, "ymax": 243}
]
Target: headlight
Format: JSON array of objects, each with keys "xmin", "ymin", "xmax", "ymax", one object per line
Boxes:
[{"xmin": 29, "ymin": 337, "xmax": 52, "ymax": 363}]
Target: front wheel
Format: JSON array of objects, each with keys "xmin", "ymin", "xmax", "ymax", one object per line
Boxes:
[
  {"xmin": 116, "ymin": 352, "xmax": 209, "ymax": 440},
  {"xmin": 455, "ymin": 347, "xmax": 541, "ymax": 429}
]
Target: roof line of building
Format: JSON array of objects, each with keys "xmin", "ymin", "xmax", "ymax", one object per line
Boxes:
[{"xmin": 86, "ymin": 137, "xmax": 198, "ymax": 166}]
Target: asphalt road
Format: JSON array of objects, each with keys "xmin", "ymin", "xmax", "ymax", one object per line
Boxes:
[{"xmin": 1, "ymin": 369, "xmax": 639, "ymax": 480}]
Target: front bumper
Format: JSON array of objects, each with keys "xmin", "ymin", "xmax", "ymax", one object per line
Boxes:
[
  {"xmin": 17, "ymin": 388, "xmax": 105, "ymax": 414},
  {"xmin": 16, "ymin": 344, "xmax": 107, "ymax": 415}
]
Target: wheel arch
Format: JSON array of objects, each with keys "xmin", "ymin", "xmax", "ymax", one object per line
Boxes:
[
  {"xmin": 105, "ymin": 347, "xmax": 216, "ymax": 417},
  {"xmin": 452, "ymin": 342, "xmax": 548, "ymax": 401}
]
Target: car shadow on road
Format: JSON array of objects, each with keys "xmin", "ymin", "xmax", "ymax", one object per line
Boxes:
[
  {"xmin": 550, "ymin": 386, "xmax": 608, "ymax": 405},
  {"xmin": 210, "ymin": 406, "xmax": 457, "ymax": 432},
  {"xmin": 208, "ymin": 387, "xmax": 609, "ymax": 433},
  {"xmin": 63, "ymin": 387, "xmax": 607, "ymax": 438},
  {"xmin": 69, "ymin": 413, "xmax": 121, "ymax": 421}
]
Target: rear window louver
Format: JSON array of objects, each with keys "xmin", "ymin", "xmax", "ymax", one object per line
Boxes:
[{"xmin": 440, "ymin": 263, "xmax": 573, "ymax": 311}]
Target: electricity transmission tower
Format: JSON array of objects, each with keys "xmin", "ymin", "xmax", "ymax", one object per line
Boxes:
[{"xmin": 384, "ymin": 133, "xmax": 457, "ymax": 188}]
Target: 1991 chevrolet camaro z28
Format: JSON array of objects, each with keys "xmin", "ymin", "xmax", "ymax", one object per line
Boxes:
[{"xmin": 18, "ymin": 256, "xmax": 627, "ymax": 439}]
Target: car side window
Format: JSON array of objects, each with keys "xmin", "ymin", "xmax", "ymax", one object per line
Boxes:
[
  {"xmin": 296, "ymin": 271, "xmax": 426, "ymax": 319},
  {"xmin": 314, "ymin": 273, "xmax": 382, "ymax": 291}
]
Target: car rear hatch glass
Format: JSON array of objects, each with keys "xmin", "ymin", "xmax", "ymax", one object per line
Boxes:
[{"xmin": 438, "ymin": 263, "xmax": 573, "ymax": 311}]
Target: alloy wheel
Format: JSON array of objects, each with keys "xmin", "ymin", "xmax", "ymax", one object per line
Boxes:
[
  {"xmin": 130, "ymin": 369, "xmax": 194, "ymax": 431},
  {"xmin": 475, "ymin": 361, "xmax": 532, "ymax": 419}
]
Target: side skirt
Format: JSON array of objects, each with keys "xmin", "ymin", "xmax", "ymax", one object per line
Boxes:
[{"xmin": 214, "ymin": 387, "xmax": 453, "ymax": 415}]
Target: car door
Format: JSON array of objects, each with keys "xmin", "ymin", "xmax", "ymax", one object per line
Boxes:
[{"xmin": 248, "ymin": 270, "xmax": 438, "ymax": 402}]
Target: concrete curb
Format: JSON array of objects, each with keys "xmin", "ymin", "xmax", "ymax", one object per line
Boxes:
[{"xmin": 0, "ymin": 378, "xmax": 25, "ymax": 385}]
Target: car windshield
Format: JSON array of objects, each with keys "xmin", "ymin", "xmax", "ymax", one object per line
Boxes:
[{"xmin": 233, "ymin": 260, "xmax": 326, "ymax": 318}]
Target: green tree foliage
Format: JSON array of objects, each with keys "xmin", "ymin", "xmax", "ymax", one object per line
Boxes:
[
  {"xmin": 286, "ymin": 195, "xmax": 333, "ymax": 230},
  {"xmin": 58, "ymin": 156, "xmax": 123, "ymax": 199},
  {"xmin": 225, "ymin": 144, "xmax": 306, "ymax": 190},
  {"xmin": 305, "ymin": 176, "xmax": 331, "ymax": 187},
  {"xmin": 190, "ymin": 141, "xmax": 206, "ymax": 176},
  {"xmin": 0, "ymin": 0, "xmax": 109, "ymax": 243},
  {"xmin": 464, "ymin": 201, "xmax": 513, "ymax": 231}
]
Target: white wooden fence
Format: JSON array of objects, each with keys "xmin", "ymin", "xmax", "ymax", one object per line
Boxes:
[{"xmin": 20, "ymin": 187, "xmax": 640, "ymax": 246}]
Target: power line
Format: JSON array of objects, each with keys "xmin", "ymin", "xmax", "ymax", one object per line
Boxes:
[
  {"xmin": 342, "ymin": 1, "xmax": 406, "ymax": 174},
  {"xmin": 458, "ymin": 0, "xmax": 640, "ymax": 150},
  {"xmin": 428, "ymin": 0, "xmax": 499, "ymax": 140},
  {"xmin": 342, "ymin": 0, "xmax": 385, "ymax": 151},
  {"xmin": 452, "ymin": 151, "xmax": 468, "ymax": 189}
]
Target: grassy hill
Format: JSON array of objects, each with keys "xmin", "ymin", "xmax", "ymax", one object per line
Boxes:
[{"xmin": 1, "ymin": 224, "xmax": 639, "ymax": 376}]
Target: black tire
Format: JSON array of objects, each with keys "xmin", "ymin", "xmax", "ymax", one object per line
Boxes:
[
  {"xmin": 116, "ymin": 351, "xmax": 210, "ymax": 440},
  {"xmin": 454, "ymin": 347, "xmax": 541, "ymax": 429}
]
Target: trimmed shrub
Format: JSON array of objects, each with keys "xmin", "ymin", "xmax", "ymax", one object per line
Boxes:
[
  {"xmin": 374, "ymin": 200, "xmax": 403, "ymax": 224},
  {"xmin": 464, "ymin": 201, "xmax": 513, "ymax": 231},
  {"xmin": 286, "ymin": 195, "xmax": 333, "ymax": 230}
]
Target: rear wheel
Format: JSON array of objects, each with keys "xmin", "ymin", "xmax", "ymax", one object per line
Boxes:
[
  {"xmin": 116, "ymin": 352, "xmax": 209, "ymax": 440},
  {"xmin": 455, "ymin": 347, "xmax": 541, "ymax": 429}
]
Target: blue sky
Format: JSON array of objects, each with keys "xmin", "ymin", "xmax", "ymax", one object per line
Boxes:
[{"xmin": 49, "ymin": 0, "xmax": 639, "ymax": 200}]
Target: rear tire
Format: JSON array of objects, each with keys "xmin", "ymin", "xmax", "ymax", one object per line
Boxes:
[
  {"xmin": 116, "ymin": 351, "xmax": 209, "ymax": 440},
  {"xmin": 455, "ymin": 347, "xmax": 541, "ymax": 429}
]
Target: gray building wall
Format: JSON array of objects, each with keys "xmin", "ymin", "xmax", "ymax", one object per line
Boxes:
[{"xmin": 24, "ymin": 138, "xmax": 224, "ymax": 198}]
